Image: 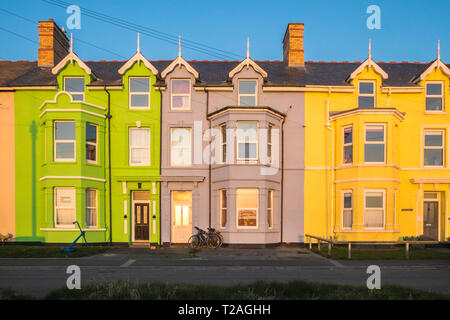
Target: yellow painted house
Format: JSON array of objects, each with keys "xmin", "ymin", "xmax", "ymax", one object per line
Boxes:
[{"xmin": 305, "ymin": 44, "xmax": 450, "ymax": 242}]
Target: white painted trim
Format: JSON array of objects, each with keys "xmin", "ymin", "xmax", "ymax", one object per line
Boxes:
[
  {"xmin": 238, "ymin": 79, "xmax": 258, "ymax": 106},
  {"xmin": 414, "ymin": 59, "xmax": 450, "ymax": 83},
  {"xmin": 39, "ymin": 91, "xmax": 106, "ymax": 110},
  {"xmin": 40, "ymin": 109, "xmax": 106, "ymax": 119},
  {"xmin": 335, "ymin": 178, "xmax": 400, "ymax": 184},
  {"xmin": 347, "ymin": 57, "xmax": 388, "ymax": 81},
  {"xmin": 410, "ymin": 178, "xmax": 450, "ymax": 184},
  {"xmin": 228, "ymin": 57, "xmax": 268, "ymax": 79},
  {"xmin": 118, "ymin": 52, "xmax": 158, "ymax": 75},
  {"xmin": 264, "ymin": 86, "xmax": 355, "ymax": 93},
  {"xmin": 40, "ymin": 176, "xmax": 106, "ymax": 182},
  {"xmin": 161, "ymin": 56, "xmax": 199, "ymax": 79},
  {"xmin": 330, "ymin": 109, "xmax": 405, "ymax": 121},
  {"xmin": 194, "ymin": 86, "xmax": 233, "ymax": 92},
  {"xmin": 52, "ymin": 51, "xmax": 93, "ymax": 75}
]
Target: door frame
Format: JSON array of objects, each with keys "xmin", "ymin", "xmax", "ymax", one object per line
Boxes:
[
  {"xmin": 131, "ymin": 192, "xmax": 151, "ymax": 243},
  {"xmin": 170, "ymin": 190, "xmax": 193, "ymax": 243},
  {"xmin": 423, "ymin": 192, "xmax": 441, "ymax": 241}
]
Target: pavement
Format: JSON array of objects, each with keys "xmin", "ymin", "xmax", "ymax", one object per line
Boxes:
[{"xmin": 0, "ymin": 247, "xmax": 449, "ymax": 298}]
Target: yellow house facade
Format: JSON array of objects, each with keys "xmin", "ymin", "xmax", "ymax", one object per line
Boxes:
[{"xmin": 305, "ymin": 48, "xmax": 450, "ymax": 242}]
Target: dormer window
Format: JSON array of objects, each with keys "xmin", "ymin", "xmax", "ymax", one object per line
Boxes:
[
  {"xmin": 238, "ymin": 80, "xmax": 257, "ymax": 106},
  {"xmin": 358, "ymin": 81, "xmax": 375, "ymax": 108},
  {"xmin": 129, "ymin": 77, "xmax": 150, "ymax": 109},
  {"xmin": 64, "ymin": 77, "xmax": 84, "ymax": 101},
  {"xmin": 426, "ymin": 82, "xmax": 443, "ymax": 111}
]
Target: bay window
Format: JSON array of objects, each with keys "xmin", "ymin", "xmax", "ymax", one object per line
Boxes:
[
  {"xmin": 237, "ymin": 122, "xmax": 258, "ymax": 162},
  {"xmin": 236, "ymin": 189, "xmax": 258, "ymax": 228},
  {"xmin": 54, "ymin": 121, "xmax": 76, "ymax": 162},
  {"xmin": 342, "ymin": 191, "xmax": 353, "ymax": 229},
  {"xmin": 85, "ymin": 189, "xmax": 97, "ymax": 227},
  {"xmin": 343, "ymin": 126, "xmax": 353, "ymax": 164},
  {"xmin": 364, "ymin": 124, "xmax": 385, "ymax": 163},
  {"xmin": 55, "ymin": 187, "xmax": 76, "ymax": 227},
  {"xmin": 86, "ymin": 123, "xmax": 97, "ymax": 163},
  {"xmin": 220, "ymin": 189, "xmax": 227, "ymax": 228},
  {"xmin": 364, "ymin": 191, "xmax": 385, "ymax": 229}
]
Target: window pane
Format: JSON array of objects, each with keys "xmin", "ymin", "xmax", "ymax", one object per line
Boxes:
[
  {"xmin": 130, "ymin": 78, "xmax": 149, "ymax": 92},
  {"xmin": 130, "ymin": 94, "xmax": 149, "ymax": 107},
  {"xmin": 65, "ymin": 78, "xmax": 84, "ymax": 92},
  {"xmin": 359, "ymin": 82, "xmax": 374, "ymax": 94},
  {"xmin": 344, "ymin": 193, "xmax": 352, "ymax": 209},
  {"xmin": 344, "ymin": 127, "xmax": 352, "ymax": 144},
  {"xmin": 130, "ymin": 148, "xmax": 149, "ymax": 164},
  {"xmin": 172, "ymin": 191, "xmax": 192, "ymax": 202},
  {"xmin": 237, "ymin": 189, "xmax": 258, "ymax": 228},
  {"xmin": 343, "ymin": 210, "xmax": 352, "ymax": 229},
  {"xmin": 426, "ymin": 97, "xmax": 442, "ymax": 111},
  {"xmin": 171, "ymin": 128, "xmax": 191, "ymax": 165},
  {"xmin": 172, "ymin": 95, "xmax": 189, "ymax": 109},
  {"xmin": 86, "ymin": 144, "xmax": 96, "ymax": 161},
  {"xmin": 358, "ymin": 96, "xmax": 374, "ymax": 108},
  {"xmin": 86, "ymin": 124, "xmax": 96, "ymax": 143},
  {"xmin": 85, "ymin": 189, "xmax": 97, "ymax": 227},
  {"xmin": 239, "ymin": 96, "xmax": 256, "ymax": 106},
  {"xmin": 71, "ymin": 94, "xmax": 84, "ymax": 101},
  {"xmin": 237, "ymin": 122, "xmax": 257, "ymax": 141},
  {"xmin": 55, "ymin": 122, "xmax": 75, "ymax": 140},
  {"xmin": 365, "ymin": 144, "xmax": 384, "ymax": 162},
  {"xmin": 172, "ymin": 80, "xmax": 190, "ymax": 94},
  {"xmin": 426, "ymin": 83, "xmax": 442, "ymax": 95},
  {"xmin": 425, "ymin": 133, "xmax": 443, "ymax": 146},
  {"xmin": 182, "ymin": 206, "xmax": 189, "ymax": 226},
  {"xmin": 238, "ymin": 143, "xmax": 257, "ymax": 159},
  {"xmin": 239, "ymin": 81, "xmax": 256, "ymax": 94},
  {"xmin": 366, "ymin": 126, "xmax": 384, "ymax": 142},
  {"xmin": 56, "ymin": 142, "xmax": 75, "ymax": 159},
  {"xmin": 366, "ymin": 193, "xmax": 383, "ymax": 208},
  {"xmin": 56, "ymin": 188, "xmax": 75, "ymax": 207},
  {"xmin": 130, "ymin": 129, "xmax": 150, "ymax": 147},
  {"xmin": 365, "ymin": 209, "xmax": 384, "ymax": 228},
  {"xmin": 344, "ymin": 145, "xmax": 353, "ymax": 164},
  {"xmin": 56, "ymin": 208, "xmax": 76, "ymax": 225},
  {"xmin": 424, "ymin": 149, "xmax": 443, "ymax": 166}
]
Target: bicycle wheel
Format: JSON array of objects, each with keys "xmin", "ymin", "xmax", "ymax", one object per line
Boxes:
[
  {"xmin": 188, "ymin": 235, "xmax": 201, "ymax": 249},
  {"xmin": 207, "ymin": 234, "xmax": 220, "ymax": 249}
]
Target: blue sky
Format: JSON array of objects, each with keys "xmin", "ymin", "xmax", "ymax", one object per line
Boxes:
[{"xmin": 0, "ymin": 0, "xmax": 449, "ymax": 63}]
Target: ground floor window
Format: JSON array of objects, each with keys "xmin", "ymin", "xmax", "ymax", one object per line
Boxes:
[
  {"xmin": 54, "ymin": 187, "xmax": 76, "ymax": 227},
  {"xmin": 236, "ymin": 189, "xmax": 258, "ymax": 228},
  {"xmin": 364, "ymin": 190, "xmax": 385, "ymax": 229},
  {"xmin": 342, "ymin": 191, "xmax": 353, "ymax": 229},
  {"xmin": 85, "ymin": 189, "xmax": 97, "ymax": 227},
  {"xmin": 268, "ymin": 190, "xmax": 274, "ymax": 228},
  {"xmin": 220, "ymin": 189, "xmax": 227, "ymax": 228}
]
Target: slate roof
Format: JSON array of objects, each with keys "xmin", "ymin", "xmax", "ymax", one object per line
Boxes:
[{"xmin": 1, "ymin": 58, "xmax": 449, "ymax": 88}]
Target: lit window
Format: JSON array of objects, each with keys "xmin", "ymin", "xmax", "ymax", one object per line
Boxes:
[
  {"xmin": 54, "ymin": 187, "xmax": 76, "ymax": 227},
  {"xmin": 268, "ymin": 190, "xmax": 274, "ymax": 228},
  {"xmin": 171, "ymin": 128, "xmax": 192, "ymax": 166},
  {"xmin": 342, "ymin": 191, "xmax": 353, "ymax": 229},
  {"xmin": 237, "ymin": 122, "xmax": 258, "ymax": 162},
  {"xmin": 358, "ymin": 81, "xmax": 375, "ymax": 108},
  {"xmin": 364, "ymin": 191, "xmax": 385, "ymax": 229},
  {"xmin": 54, "ymin": 121, "xmax": 76, "ymax": 162},
  {"xmin": 64, "ymin": 77, "xmax": 84, "ymax": 101},
  {"xmin": 171, "ymin": 79, "xmax": 191, "ymax": 110},
  {"xmin": 85, "ymin": 189, "xmax": 97, "ymax": 227},
  {"xmin": 220, "ymin": 124, "xmax": 227, "ymax": 163},
  {"xmin": 129, "ymin": 128, "xmax": 150, "ymax": 166},
  {"xmin": 86, "ymin": 123, "xmax": 97, "ymax": 163},
  {"xmin": 129, "ymin": 77, "xmax": 150, "ymax": 108},
  {"xmin": 343, "ymin": 126, "xmax": 353, "ymax": 164},
  {"xmin": 220, "ymin": 189, "xmax": 227, "ymax": 228},
  {"xmin": 172, "ymin": 191, "xmax": 191, "ymax": 226},
  {"xmin": 424, "ymin": 131, "xmax": 444, "ymax": 166},
  {"xmin": 364, "ymin": 125, "xmax": 385, "ymax": 163},
  {"xmin": 236, "ymin": 189, "xmax": 258, "ymax": 228},
  {"xmin": 239, "ymin": 80, "xmax": 257, "ymax": 106},
  {"xmin": 426, "ymin": 83, "xmax": 443, "ymax": 111}
]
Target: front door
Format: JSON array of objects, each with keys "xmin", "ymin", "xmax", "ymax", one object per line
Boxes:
[
  {"xmin": 134, "ymin": 203, "xmax": 150, "ymax": 241},
  {"xmin": 171, "ymin": 191, "xmax": 192, "ymax": 243},
  {"xmin": 423, "ymin": 195, "xmax": 439, "ymax": 240}
]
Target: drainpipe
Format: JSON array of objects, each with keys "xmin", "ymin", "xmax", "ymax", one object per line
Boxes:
[
  {"xmin": 206, "ymin": 89, "xmax": 212, "ymax": 228},
  {"xmin": 104, "ymin": 85, "xmax": 112, "ymax": 246},
  {"xmin": 280, "ymin": 116, "xmax": 286, "ymax": 244},
  {"xmin": 325, "ymin": 87, "xmax": 334, "ymax": 240},
  {"xmin": 158, "ymin": 86, "xmax": 163, "ymax": 245},
  {"xmin": 387, "ymin": 88, "xmax": 391, "ymax": 108}
]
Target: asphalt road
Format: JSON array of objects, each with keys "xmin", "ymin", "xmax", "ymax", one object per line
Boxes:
[{"xmin": 0, "ymin": 248, "xmax": 449, "ymax": 298}]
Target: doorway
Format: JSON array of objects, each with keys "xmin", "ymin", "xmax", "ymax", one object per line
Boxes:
[
  {"xmin": 132, "ymin": 191, "xmax": 151, "ymax": 242},
  {"xmin": 171, "ymin": 191, "xmax": 192, "ymax": 243},
  {"xmin": 423, "ymin": 193, "xmax": 440, "ymax": 240}
]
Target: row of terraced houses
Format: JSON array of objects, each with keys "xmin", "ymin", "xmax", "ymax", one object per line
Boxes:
[{"xmin": 0, "ymin": 19, "xmax": 449, "ymax": 245}]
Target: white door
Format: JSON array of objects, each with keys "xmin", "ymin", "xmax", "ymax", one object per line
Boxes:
[{"xmin": 171, "ymin": 191, "xmax": 192, "ymax": 243}]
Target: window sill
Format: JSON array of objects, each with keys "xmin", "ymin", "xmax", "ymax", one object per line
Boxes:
[{"xmin": 424, "ymin": 111, "xmax": 446, "ymax": 114}]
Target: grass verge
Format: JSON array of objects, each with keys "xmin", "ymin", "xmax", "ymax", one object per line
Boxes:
[
  {"xmin": 0, "ymin": 245, "xmax": 110, "ymax": 258},
  {"xmin": 312, "ymin": 246, "xmax": 450, "ymax": 260},
  {"xmin": 42, "ymin": 280, "xmax": 449, "ymax": 300}
]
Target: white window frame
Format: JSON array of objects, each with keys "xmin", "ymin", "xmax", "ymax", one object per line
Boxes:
[
  {"xmin": 363, "ymin": 189, "xmax": 386, "ymax": 230},
  {"xmin": 342, "ymin": 190, "xmax": 353, "ymax": 230},
  {"xmin": 171, "ymin": 79, "xmax": 191, "ymax": 110},
  {"xmin": 85, "ymin": 188, "xmax": 98, "ymax": 228},
  {"xmin": 267, "ymin": 124, "xmax": 273, "ymax": 164},
  {"xmin": 236, "ymin": 188, "xmax": 259, "ymax": 229},
  {"xmin": 54, "ymin": 187, "xmax": 76, "ymax": 228},
  {"xmin": 219, "ymin": 189, "xmax": 227, "ymax": 229},
  {"xmin": 170, "ymin": 127, "xmax": 192, "ymax": 167},
  {"xmin": 238, "ymin": 79, "xmax": 258, "ymax": 106},
  {"xmin": 268, "ymin": 189, "xmax": 274, "ymax": 229},
  {"xmin": 425, "ymin": 81, "xmax": 444, "ymax": 112},
  {"xmin": 236, "ymin": 121, "xmax": 259, "ymax": 162},
  {"xmin": 364, "ymin": 124, "xmax": 386, "ymax": 164},
  {"xmin": 129, "ymin": 127, "xmax": 151, "ymax": 166},
  {"xmin": 54, "ymin": 121, "xmax": 76, "ymax": 162},
  {"xmin": 86, "ymin": 123, "xmax": 98, "ymax": 164},
  {"xmin": 220, "ymin": 123, "xmax": 227, "ymax": 164},
  {"xmin": 64, "ymin": 77, "xmax": 85, "ymax": 101},
  {"xmin": 343, "ymin": 125, "xmax": 353, "ymax": 165},
  {"xmin": 358, "ymin": 80, "xmax": 375, "ymax": 108},
  {"xmin": 423, "ymin": 130, "xmax": 445, "ymax": 168},
  {"xmin": 129, "ymin": 77, "xmax": 151, "ymax": 110}
]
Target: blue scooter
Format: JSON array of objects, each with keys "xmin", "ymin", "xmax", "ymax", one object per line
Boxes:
[{"xmin": 61, "ymin": 221, "xmax": 88, "ymax": 252}]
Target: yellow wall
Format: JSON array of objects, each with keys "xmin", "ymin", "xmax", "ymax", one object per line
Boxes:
[
  {"xmin": 305, "ymin": 65, "xmax": 450, "ymax": 242},
  {"xmin": 0, "ymin": 91, "xmax": 15, "ymax": 235}
]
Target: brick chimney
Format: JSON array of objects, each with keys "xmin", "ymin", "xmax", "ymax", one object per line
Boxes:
[
  {"xmin": 38, "ymin": 19, "xmax": 69, "ymax": 67},
  {"xmin": 282, "ymin": 23, "xmax": 304, "ymax": 67}
]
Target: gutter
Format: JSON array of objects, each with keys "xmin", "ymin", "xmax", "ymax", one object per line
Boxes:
[
  {"xmin": 103, "ymin": 85, "xmax": 113, "ymax": 246},
  {"xmin": 325, "ymin": 87, "xmax": 334, "ymax": 240},
  {"xmin": 206, "ymin": 89, "xmax": 212, "ymax": 228}
]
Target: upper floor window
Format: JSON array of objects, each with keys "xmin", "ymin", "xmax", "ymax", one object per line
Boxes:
[
  {"xmin": 171, "ymin": 128, "xmax": 192, "ymax": 166},
  {"xmin": 364, "ymin": 190, "xmax": 385, "ymax": 229},
  {"xmin": 342, "ymin": 191, "xmax": 353, "ymax": 229},
  {"xmin": 129, "ymin": 77, "xmax": 150, "ymax": 109},
  {"xmin": 220, "ymin": 189, "xmax": 227, "ymax": 228},
  {"xmin": 343, "ymin": 126, "xmax": 353, "ymax": 164},
  {"xmin": 64, "ymin": 77, "xmax": 84, "ymax": 101},
  {"xmin": 220, "ymin": 124, "xmax": 227, "ymax": 163},
  {"xmin": 85, "ymin": 188, "xmax": 97, "ymax": 227},
  {"xmin": 267, "ymin": 124, "xmax": 273, "ymax": 163},
  {"xmin": 236, "ymin": 188, "xmax": 258, "ymax": 228},
  {"xmin": 171, "ymin": 79, "xmax": 191, "ymax": 110},
  {"xmin": 238, "ymin": 80, "xmax": 257, "ymax": 106},
  {"xmin": 237, "ymin": 122, "xmax": 258, "ymax": 162},
  {"xmin": 54, "ymin": 187, "xmax": 76, "ymax": 227},
  {"xmin": 268, "ymin": 190, "xmax": 274, "ymax": 228},
  {"xmin": 364, "ymin": 124, "xmax": 385, "ymax": 163},
  {"xmin": 424, "ymin": 130, "xmax": 444, "ymax": 167},
  {"xmin": 129, "ymin": 128, "xmax": 150, "ymax": 166},
  {"xmin": 54, "ymin": 121, "xmax": 76, "ymax": 162},
  {"xmin": 426, "ymin": 82, "xmax": 443, "ymax": 111},
  {"xmin": 358, "ymin": 81, "xmax": 375, "ymax": 108},
  {"xmin": 86, "ymin": 123, "xmax": 97, "ymax": 163}
]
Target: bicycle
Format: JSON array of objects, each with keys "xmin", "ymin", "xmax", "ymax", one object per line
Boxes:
[
  {"xmin": 188, "ymin": 226, "xmax": 220, "ymax": 249},
  {"xmin": 207, "ymin": 227, "xmax": 224, "ymax": 247}
]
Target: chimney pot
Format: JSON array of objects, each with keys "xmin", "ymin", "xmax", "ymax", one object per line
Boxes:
[
  {"xmin": 282, "ymin": 23, "xmax": 304, "ymax": 67},
  {"xmin": 37, "ymin": 19, "xmax": 69, "ymax": 67}
]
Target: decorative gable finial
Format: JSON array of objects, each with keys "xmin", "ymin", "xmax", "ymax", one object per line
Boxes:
[
  {"xmin": 437, "ymin": 40, "xmax": 441, "ymax": 61},
  {"xmin": 70, "ymin": 33, "xmax": 73, "ymax": 53},
  {"xmin": 178, "ymin": 35, "xmax": 182, "ymax": 58},
  {"xmin": 137, "ymin": 32, "xmax": 140, "ymax": 53},
  {"xmin": 368, "ymin": 38, "xmax": 371, "ymax": 60},
  {"xmin": 247, "ymin": 37, "xmax": 250, "ymax": 59}
]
